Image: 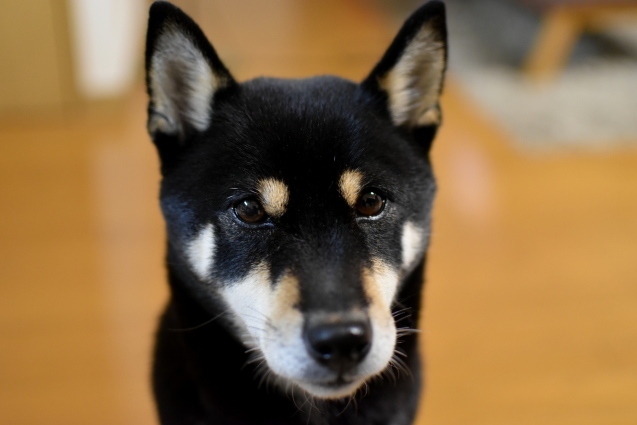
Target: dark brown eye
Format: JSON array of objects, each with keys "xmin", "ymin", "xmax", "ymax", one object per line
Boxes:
[
  {"xmin": 234, "ymin": 199, "xmax": 266, "ymax": 224},
  {"xmin": 355, "ymin": 190, "xmax": 385, "ymax": 217}
]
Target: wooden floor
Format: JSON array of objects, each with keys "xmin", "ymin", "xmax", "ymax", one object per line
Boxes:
[{"xmin": 1, "ymin": 1, "xmax": 636, "ymax": 424}]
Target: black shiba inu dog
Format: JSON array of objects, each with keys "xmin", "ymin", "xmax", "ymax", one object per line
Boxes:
[{"xmin": 145, "ymin": 1, "xmax": 446, "ymax": 424}]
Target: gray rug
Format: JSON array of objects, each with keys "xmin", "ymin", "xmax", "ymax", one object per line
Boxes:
[{"xmin": 386, "ymin": 0, "xmax": 637, "ymax": 152}]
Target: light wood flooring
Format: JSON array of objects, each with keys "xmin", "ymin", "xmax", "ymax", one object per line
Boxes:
[{"xmin": 1, "ymin": 1, "xmax": 636, "ymax": 424}]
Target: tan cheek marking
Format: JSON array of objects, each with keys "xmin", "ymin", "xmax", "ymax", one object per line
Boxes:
[
  {"xmin": 362, "ymin": 260, "xmax": 400, "ymax": 332},
  {"xmin": 257, "ymin": 178, "xmax": 289, "ymax": 218},
  {"xmin": 339, "ymin": 169, "xmax": 364, "ymax": 208},
  {"xmin": 270, "ymin": 272, "xmax": 301, "ymax": 322},
  {"xmin": 265, "ymin": 271, "xmax": 302, "ymax": 356}
]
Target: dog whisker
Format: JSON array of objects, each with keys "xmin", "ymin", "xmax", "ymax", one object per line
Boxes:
[
  {"xmin": 350, "ymin": 392, "xmax": 360, "ymax": 412},
  {"xmin": 382, "ymin": 361, "xmax": 399, "ymax": 385},
  {"xmin": 245, "ymin": 308, "xmax": 277, "ymax": 330},
  {"xmin": 388, "ymin": 351, "xmax": 413, "ymax": 380},
  {"xmin": 166, "ymin": 309, "xmax": 229, "ymax": 332},
  {"xmin": 394, "ymin": 314, "xmax": 413, "ymax": 326},
  {"xmin": 391, "ymin": 307, "xmax": 412, "ymax": 317},
  {"xmin": 290, "ymin": 386, "xmax": 304, "ymax": 412},
  {"xmin": 392, "ymin": 349, "xmax": 408, "ymax": 358},
  {"xmin": 305, "ymin": 399, "xmax": 314, "ymax": 425},
  {"xmin": 245, "ymin": 354, "xmax": 266, "ymax": 365},
  {"xmin": 335, "ymin": 393, "xmax": 355, "ymax": 417},
  {"xmin": 254, "ymin": 361, "xmax": 275, "ymax": 390},
  {"xmin": 246, "ymin": 325, "xmax": 269, "ymax": 334},
  {"xmin": 396, "ymin": 326, "xmax": 420, "ymax": 337},
  {"xmin": 305, "ymin": 394, "xmax": 325, "ymax": 425}
]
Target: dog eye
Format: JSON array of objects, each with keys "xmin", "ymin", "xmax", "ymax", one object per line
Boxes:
[
  {"xmin": 355, "ymin": 190, "xmax": 385, "ymax": 217},
  {"xmin": 234, "ymin": 199, "xmax": 266, "ymax": 224}
]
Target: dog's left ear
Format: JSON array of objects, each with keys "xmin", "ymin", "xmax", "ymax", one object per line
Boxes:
[
  {"xmin": 362, "ymin": 1, "xmax": 447, "ymax": 131},
  {"xmin": 145, "ymin": 1, "xmax": 235, "ymax": 148}
]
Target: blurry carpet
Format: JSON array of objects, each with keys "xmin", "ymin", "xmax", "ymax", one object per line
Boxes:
[
  {"xmin": 447, "ymin": 0, "xmax": 637, "ymax": 151},
  {"xmin": 385, "ymin": 0, "xmax": 637, "ymax": 151}
]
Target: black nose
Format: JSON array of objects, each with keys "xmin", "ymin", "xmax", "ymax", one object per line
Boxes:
[{"xmin": 304, "ymin": 320, "xmax": 372, "ymax": 372}]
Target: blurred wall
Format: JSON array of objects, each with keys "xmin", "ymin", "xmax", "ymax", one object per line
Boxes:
[
  {"xmin": 68, "ymin": 0, "xmax": 146, "ymax": 100},
  {"xmin": 0, "ymin": 0, "xmax": 146, "ymax": 114}
]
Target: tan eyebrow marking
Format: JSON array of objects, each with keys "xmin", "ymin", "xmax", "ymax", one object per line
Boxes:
[
  {"xmin": 339, "ymin": 169, "xmax": 364, "ymax": 208},
  {"xmin": 257, "ymin": 178, "xmax": 289, "ymax": 218}
]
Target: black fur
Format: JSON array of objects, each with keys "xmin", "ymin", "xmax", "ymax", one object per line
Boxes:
[{"xmin": 145, "ymin": 1, "xmax": 447, "ymax": 424}]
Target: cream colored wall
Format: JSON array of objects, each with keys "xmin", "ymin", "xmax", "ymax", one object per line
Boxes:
[
  {"xmin": 68, "ymin": 0, "xmax": 145, "ymax": 99},
  {"xmin": 0, "ymin": 0, "xmax": 74, "ymax": 112},
  {"xmin": 0, "ymin": 0, "xmax": 145, "ymax": 114}
]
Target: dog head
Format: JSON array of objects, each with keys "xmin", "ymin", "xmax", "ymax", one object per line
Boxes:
[{"xmin": 145, "ymin": 1, "xmax": 446, "ymax": 400}]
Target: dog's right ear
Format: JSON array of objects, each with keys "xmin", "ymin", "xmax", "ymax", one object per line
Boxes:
[
  {"xmin": 361, "ymin": 0, "xmax": 447, "ymax": 148},
  {"xmin": 145, "ymin": 1, "xmax": 235, "ymax": 162}
]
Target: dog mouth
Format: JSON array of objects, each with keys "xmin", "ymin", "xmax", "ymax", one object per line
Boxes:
[
  {"xmin": 316, "ymin": 376, "xmax": 354, "ymax": 388},
  {"xmin": 295, "ymin": 375, "xmax": 364, "ymax": 399}
]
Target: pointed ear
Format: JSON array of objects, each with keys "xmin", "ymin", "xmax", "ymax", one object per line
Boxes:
[
  {"xmin": 145, "ymin": 1, "xmax": 235, "ymax": 144},
  {"xmin": 362, "ymin": 1, "xmax": 447, "ymax": 129}
]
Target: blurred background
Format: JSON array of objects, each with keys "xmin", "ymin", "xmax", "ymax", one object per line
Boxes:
[{"xmin": 1, "ymin": 0, "xmax": 636, "ymax": 424}]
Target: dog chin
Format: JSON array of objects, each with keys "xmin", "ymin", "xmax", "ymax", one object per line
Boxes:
[{"xmin": 294, "ymin": 377, "xmax": 366, "ymax": 400}]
